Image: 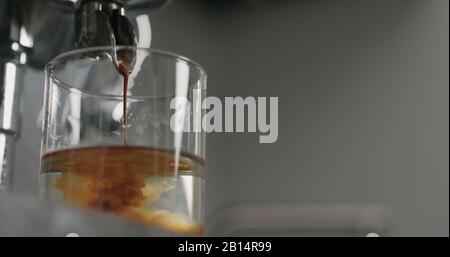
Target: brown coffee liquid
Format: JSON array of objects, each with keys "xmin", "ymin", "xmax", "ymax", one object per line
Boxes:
[
  {"xmin": 42, "ymin": 146, "xmax": 204, "ymax": 235},
  {"xmin": 117, "ymin": 58, "xmax": 132, "ymax": 145}
]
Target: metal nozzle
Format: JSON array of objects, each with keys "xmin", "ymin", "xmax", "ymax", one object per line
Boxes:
[
  {"xmin": 75, "ymin": 0, "xmax": 137, "ymax": 73},
  {"xmin": 75, "ymin": 1, "xmax": 137, "ymax": 48}
]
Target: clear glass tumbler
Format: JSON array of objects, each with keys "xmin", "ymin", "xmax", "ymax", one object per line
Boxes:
[{"xmin": 40, "ymin": 47, "xmax": 206, "ymax": 235}]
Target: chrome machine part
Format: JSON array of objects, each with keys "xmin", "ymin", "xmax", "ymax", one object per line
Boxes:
[
  {"xmin": 0, "ymin": 0, "xmax": 27, "ymax": 194},
  {"xmin": 24, "ymin": 0, "xmax": 169, "ymax": 68}
]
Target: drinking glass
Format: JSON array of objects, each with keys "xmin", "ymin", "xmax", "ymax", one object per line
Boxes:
[{"xmin": 40, "ymin": 46, "xmax": 206, "ymax": 235}]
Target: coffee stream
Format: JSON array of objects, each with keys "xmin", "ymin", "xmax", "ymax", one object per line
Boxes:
[
  {"xmin": 119, "ymin": 63, "xmax": 131, "ymax": 145},
  {"xmin": 116, "ymin": 50, "xmax": 133, "ymax": 145}
]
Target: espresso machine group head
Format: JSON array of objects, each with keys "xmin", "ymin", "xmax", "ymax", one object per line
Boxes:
[{"xmin": 0, "ymin": 0, "xmax": 171, "ymax": 194}]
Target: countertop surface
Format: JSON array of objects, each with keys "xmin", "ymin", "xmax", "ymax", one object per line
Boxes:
[{"xmin": 0, "ymin": 195, "xmax": 175, "ymax": 237}]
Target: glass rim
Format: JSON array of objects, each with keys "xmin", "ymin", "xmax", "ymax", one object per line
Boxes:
[{"xmin": 45, "ymin": 46, "xmax": 207, "ymax": 98}]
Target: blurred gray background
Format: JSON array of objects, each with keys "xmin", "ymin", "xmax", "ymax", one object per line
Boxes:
[{"xmin": 13, "ymin": 0, "xmax": 448, "ymax": 236}]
